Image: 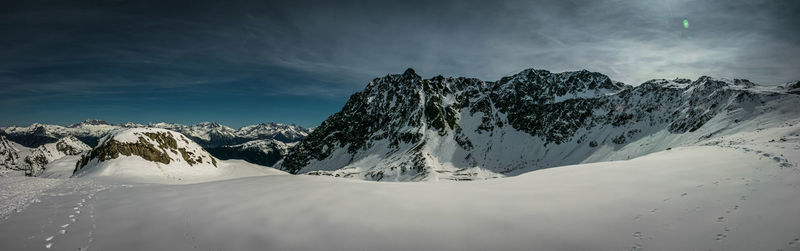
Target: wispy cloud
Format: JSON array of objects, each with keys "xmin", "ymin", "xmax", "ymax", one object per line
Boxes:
[{"xmin": 0, "ymin": 0, "xmax": 798, "ymax": 126}]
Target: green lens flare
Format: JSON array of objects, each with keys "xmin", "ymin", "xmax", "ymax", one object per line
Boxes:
[{"xmin": 683, "ymin": 19, "xmax": 689, "ymax": 29}]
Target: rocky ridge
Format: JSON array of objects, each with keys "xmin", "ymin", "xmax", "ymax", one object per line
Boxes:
[
  {"xmin": 1, "ymin": 120, "xmax": 309, "ymax": 167},
  {"xmin": 278, "ymin": 68, "xmax": 800, "ymax": 181},
  {"xmin": 74, "ymin": 128, "xmax": 218, "ymax": 176}
]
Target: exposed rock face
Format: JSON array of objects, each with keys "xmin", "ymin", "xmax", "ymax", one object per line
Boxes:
[
  {"xmin": 74, "ymin": 128, "xmax": 218, "ymax": 175},
  {"xmin": 0, "ymin": 136, "xmax": 21, "ymax": 170},
  {"xmin": 278, "ymin": 68, "xmax": 798, "ymax": 181}
]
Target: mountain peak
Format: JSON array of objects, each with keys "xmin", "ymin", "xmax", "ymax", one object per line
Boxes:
[
  {"xmin": 278, "ymin": 67, "xmax": 796, "ymax": 181},
  {"xmin": 69, "ymin": 119, "xmax": 110, "ymax": 128},
  {"xmin": 74, "ymin": 127, "xmax": 219, "ymax": 178},
  {"xmin": 403, "ymin": 68, "xmax": 418, "ymax": 77},
  {"xmin": 195, "ymin": 122, "xmax": 223, "ymax": 128},
  {"xmin": 83, "ymin": 119, "xmax": 109, "ymax": 125}
]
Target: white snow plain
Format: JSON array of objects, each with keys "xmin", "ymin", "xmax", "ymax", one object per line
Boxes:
[{"xmin": 1, "ymin": 122, "xmax": 799, "ymax": 251}]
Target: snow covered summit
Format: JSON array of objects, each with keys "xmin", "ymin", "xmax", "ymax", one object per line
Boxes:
[
  {"xmin": 278, "ymin": 68, "xmax": 800, "ymax": 181},
  {"xmin": 73, "ymin": 128, "xmax": 220, "ymax": 181}
]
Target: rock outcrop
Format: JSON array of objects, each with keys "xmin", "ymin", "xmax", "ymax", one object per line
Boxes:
[
  {"xmin": 73, "ymin": 128, "xmax": 219, "ymax": 178},
  {"xmin": 0, "ymin": 136, "xmax": 22, "ymax": 170},
  {"xmin": 278, "ymin": 68, "xmax": 800, "ymax": 181}
]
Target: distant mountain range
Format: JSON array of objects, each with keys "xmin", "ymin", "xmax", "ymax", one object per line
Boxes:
[
  {"xmin": 276, "ymin": 68, "xmax": 800, "ymax": 181},
  {"xmin": 1, "ymin": 120, "xmax": 310, "ymax": 168},
  {"xmin": 1, "ymin": 135, "xmax": 90, "ymax": 176},
  {"xmin": 4, "ymin": 68, "xmax": 799, "ymax": 182}
]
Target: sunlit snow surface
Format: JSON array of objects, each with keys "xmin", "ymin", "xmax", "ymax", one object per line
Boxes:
[{"xmin": 1, "ymin": 122, "xmax": 799, "ymax": 250}]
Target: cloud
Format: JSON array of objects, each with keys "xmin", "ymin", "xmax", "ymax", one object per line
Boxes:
[
  {"xmin": 214, "ymin": 0, "xmax": 799, "ymax": 85},
  {"xmin": 1, "ymin": 0, "xmax": 798, "ymax": 101}
]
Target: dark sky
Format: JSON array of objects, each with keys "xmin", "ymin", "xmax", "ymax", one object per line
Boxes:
[{"xmin": 2, "ymin": 0, "xmax": 799, "ymax": 128}]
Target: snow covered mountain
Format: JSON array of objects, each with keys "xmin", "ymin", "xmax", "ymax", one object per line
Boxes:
[
  {"xmin": 0, "ymin": 135, "xmax": 89, "ymax": 176},
  {"xmin": 68, "ymin": 118, "xmax": 111, "ymax": 127},
  {"xmin": 146, "ymin": 122, "xmax": 309, "ymax": 166},
  {"xmin": 1, "ymin": 119, "xmax": 116, "ymax": 148},
  {"xmin": 0, "ymin": 136, "xmax": 22, "ymax": 171},
  {"xmin": 4, "ymin": 121, "xmax": 798, "ymax": 250},
  {"xmin": 277, "ymin": 68, "xmax": 800, "ymax": 181},
  {"xmin": 23, "ymin": 136, "xmax": 90, "ymax": 176},
  {"xmin": 1, "ymin": 120, "xmax": 310, "ymax": 166},
  {"xmin": 73, "ymin": 128, "xmax": 220, "ymax": 181},
  {"xmin": 781, "ymin": 80, "xmax": 800, "ymax": 94},
  {"xmin": 207, "ymin": 139, "xmax": 294, "ymax": 167},
  {"xmin": 1, "ymin": 119, "xmax": 309, "ymax": 148},
  {"xmin": 149, "ymin": 122, "xmax": 309, "ymax": 148}
]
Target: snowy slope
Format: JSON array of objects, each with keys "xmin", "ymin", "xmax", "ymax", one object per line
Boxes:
[
  {"xmin": 207, "ymin": 139, "xmax": 293, "ymax": 167},
  {"xmin": 279, "ymin": 69, "xmax": 800, "ymax": 181},
  {"xmin": 39, "ymin": 155, "xmax": 83, "ymax": 179},
  {"xmin": 1, "ymin": 135, "xmax": 89, "ymax": 176},
  {"xmin": 0, "ymin": 121, "xmax": 798, "ymax": 250},
  {"xmin": 23, "ymin": 136, "xmax": 91, "ymax": 176},
  {"xmin": 73, "ymin": 128, "xmax": 285, "ymax": 183}
]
